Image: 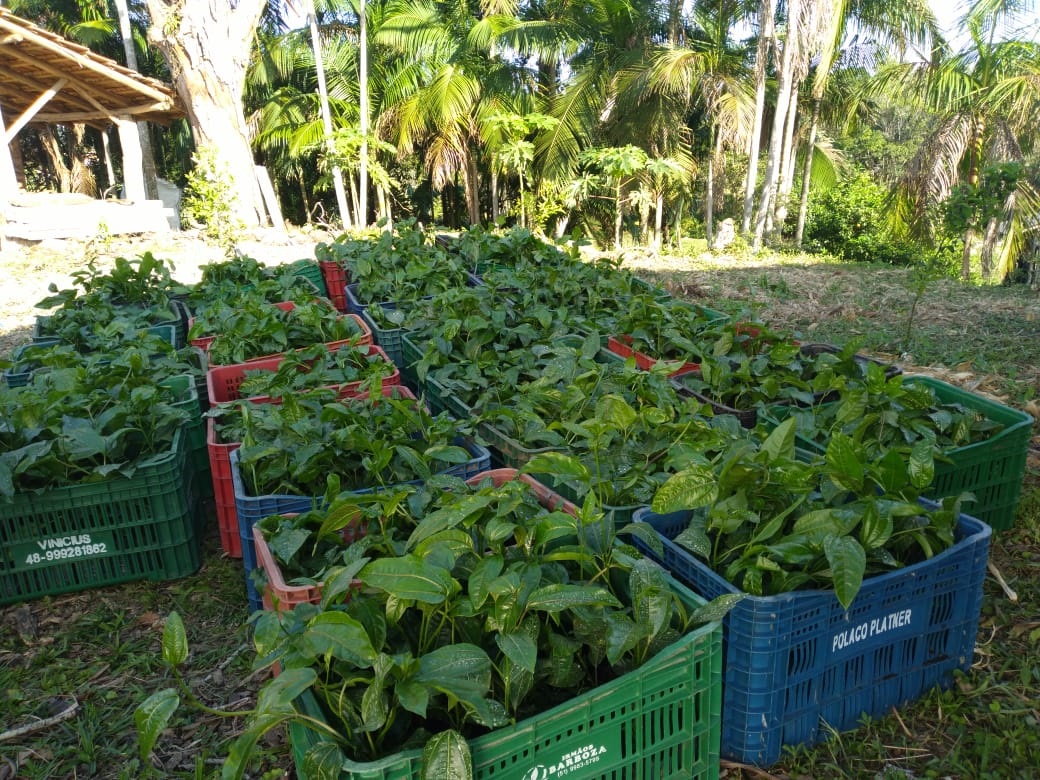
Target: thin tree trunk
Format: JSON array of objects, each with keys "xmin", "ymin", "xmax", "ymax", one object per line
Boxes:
[
  {"xmin": 654, "ymin": 192, "xmax": 664, "ymax": 252},
  {"xmin": 961, "ymin": 227, "xmax": 974, "ymax": 279},
  {"xmin": 705, "ymin": 143, "xmax": 715, "ymax": 249},
  {"xmin": 298, "ymin": 170, "xmax": 311, "ymax": 224},
  {"xmin": 491, "ymin": 169, "xmax": 499, "ymax": 222},
  {"xmin": 465, "ymin": 151, "xmax": 480, "ymax": 225},
  {"xmin": 794, "ymin": 98, "xmax": 822, "ymax": 246},
  {"xmin": 753, "ymin": 0, "xmax": 801, "ymax": 249},
  {"xmin": 742, "ymin": 0, "xmax": 776, "ymax": 234},
  {"xmin": 773, "ymin": 82, "xmax": 800, "ymax": 232},
  {"xmin": 980, "ymin": 216, "xmax": 998, "ymax": 279},
  {"xmin": 115, "ymin": 0, "xmax": 157, "ymax": 200},
  {"xmin": 614, "ymin": 178, "xmax": 623, "ymax": 251}
]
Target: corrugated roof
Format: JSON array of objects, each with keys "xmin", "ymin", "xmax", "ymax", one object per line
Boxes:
[{"xmin": 0, "ymin": 7, "xmax": 184, "ymax": 128}]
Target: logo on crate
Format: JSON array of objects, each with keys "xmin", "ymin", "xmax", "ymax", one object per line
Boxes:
[
  {"xmin": 523, "ymin": 743, "xmax": 609, "ymax": 778},
  {"xmin": 832, "ymin": 607, "xmax": 915, "ymax": 653}
]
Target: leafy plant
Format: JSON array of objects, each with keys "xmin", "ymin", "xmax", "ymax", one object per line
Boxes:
[
  {"xmin": 36, "ymin": 253, "xmax": 186, "ymax": 309},
  {"xmin": 138, "ymin": 475, "xmax": 737, "ymax": 778},
  {"xmin": 235, "ymin": 343, "xmax": 396, "ymax": 400},
  {"xmin": 0, "ymin": 352, "xmax": 194, "ymax": 496},
  {"xmin": 34, "ymin": 294, "xmax": 181, "ymax": 351},
  {"xmin": 650, "ymin": 417, "xmax": 964, "ymax": 608},
  {"xmin": 180, "ymin": 146, "xmax": 246, "ymax": 253},
  {"xmin": 187, "ymin": 258, "xmax": 324, "ymax": 313},
  {"xmin": 235, "ymin": 389, "xmax": 476, "ymax": 497},
  {"xmin": 777, "ymin": 371, "xmax": 1005, "ymax": 459},
  {"xmin": 199, "ymin": 300, "xmax": 365, "ymax": 365}
]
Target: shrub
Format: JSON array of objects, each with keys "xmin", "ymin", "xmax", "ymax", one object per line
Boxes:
[{"xmin": 804, "ymin": 172, "xmax": 919, "ymax": 265}]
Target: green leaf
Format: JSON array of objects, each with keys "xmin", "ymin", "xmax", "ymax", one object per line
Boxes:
[
  {"xmin": 424, "ymin": 444, "xmax": 472, "ymax": 464},
  {"xmin": 596, "ymin": 394, "xmax": 637, "ymax": 430},
  {"xmin": 760, "ymin": 417, "xmax": 796, "ymax": 462},
  {"xmin": 222, "ymin": 712, "xmax": 291, "ymax": 780},
  {"xmin": 134, "ymin": 689, "xmax": 179, "ymax": 761},
  {"xmin": 526, "ymin": 583, "xmax": 621, "ymax": 613},
  {"xmin": 686, "ymin": 593, "xmax": 744, "ymax": 625},
  {"xmin": 651, "ymin": 464, "xmax": 718, "ymax": 514},
  {"xmin": 468, "ymin": 555, "xmax": 503, "ymax": 610},
  {"xmin": 825, "ymin": 433, "xmax": 864, "ymax": 493},
  {"xmin": 414, "ymin": 644, "xmax": 493, "ymax": 702},
  {"xmin": 421, "ymin": 730, "xmax": 472, "ymax": 780},
  {"xmin": 630, "ymin": 558, "xmax": 671, "ymax": 638},
  {"xmin": 522, "ymin": 451, "xmax": 590, "ymax": 480},
  {"xmin": 495, "ymin": 630, "xmax": 538, "ymax": 674},
  {"xmin": 256, "ymin": 668, "xmax": 317, "ymax": 715},
  {"xmin": 793, "ymin": 508, "xmax": 851, "ymax": 543},
  {"xmin": 359, "ymin": 556, "xmax": 455, "ymax": 604},
  {"xmin": 908, "ymin": 439, "xmax": 935, "ymax": 489},
  {"xmin": 162, "ymin": 612, "xmax": 188, "ymax": 668},
  {"xmin": 825, "ymin": 535, "xmax": 866, "ymax": 610},
  {"xmin": 301, "ymin": 613, "xmax": 378, "ymax": 666},
  {"xmin": 266, "ymin": 527, "xmax": 312, "ymax": 566},
  {"xmin": 675, "ymin": 518, "xmax": 711, "ymax": 559},
  {"xmin": 859, "ymin": 503, "xmax": 893, "ymax": 550},
  {"xmin": 301, "ymin": 743, "xmax": 346, "ymax": 780},
  {"xmin": 407, "ymin": 495, "xmax": 495, "ymax": 551}
]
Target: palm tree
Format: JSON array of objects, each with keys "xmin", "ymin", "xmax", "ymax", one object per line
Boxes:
[
  {"xmin": 644, "ymin": 0, "xmax": 753, "ymax": 248},
  {"xmin": 868, "ymin": 0, "xmax": 1040, "ymax": 279},
  {"xmin": 793, "ymin": 0, "xmax": 939, "ymax": 246},
  {"xmin": 375, "ymin": 0, "xmax": 527, "ymax": 225}
]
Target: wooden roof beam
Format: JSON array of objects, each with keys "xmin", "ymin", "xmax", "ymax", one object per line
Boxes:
[
  {"xmin": 0, "ymin": 17, "xmax": 172, "ymax": 104},
  {"xmin": 4, "ymin": 77, "xmax": 66, "ymax": 142},
  {"xmin": 0, "ymin": 58, "xmax": 101, "ymax": 114}
]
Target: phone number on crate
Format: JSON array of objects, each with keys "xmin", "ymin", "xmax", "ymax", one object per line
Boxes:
[{"xmin": 24, "ymin": 543, "xmax": 109, "ymax": 565}]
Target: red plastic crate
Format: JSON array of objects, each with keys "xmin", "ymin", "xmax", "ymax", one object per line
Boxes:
[
  {"xmin": 207, "ymin": 414, "xmax": 247, "ymax": 558},
  {"xmin": 205, "ymin": 343, "xmax": 399, "ymax": 406},
  {"xmin": 607, "ymin": 334, "xmax": 700, "ymax": 377},
  {"xmin": 319, "ymin": 260, "xmax": 349, "ymax": 312}
]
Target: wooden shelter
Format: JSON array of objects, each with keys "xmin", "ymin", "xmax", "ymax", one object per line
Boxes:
[{"xmin": 0, "ymin": 7, "xmax": 185, "ymax": 242}]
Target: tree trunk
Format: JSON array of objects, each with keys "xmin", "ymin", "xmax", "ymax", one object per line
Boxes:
[
  {"xmin": 961, "ymin": 227, "xmax": 974, "ymax": 279},
  {"xmin": 654, "ymin": 192, "xmax": 664, "ymax": 252},
  {"xmin": 753, "ymin": 0, "xmax": 800, "ymax": 249},
  {"xmin": 742, "ymin": 0, "xmax": 776, "ymax": 234},
  {"xmin": 115, "ymin": 0, "xmax": 158, "ymax": 200},
  {"xmin": 794, "ymin": 97, "xmax": 822, "ymax": 246},
  {"xmin": 298, "ymin": 170, "xmax": 311, "ymax": 224},
  {"xmin": 39, "ymin": 126, "xmax": 72, "ymax": 192},
  {"xmin": 465, "ymin": 150, "xmax": 481, "ymax": 225},
  {"xmin": 614, "ymin": 178, "xmax": 623, "ymax": 251},
  {"xmin": 491, "ymin": 169, "xmax": 499, "ymax": 222},
  {"xmin": 144, "ymin": 0, "xmax": 267, "ymax": 227},
  {"xmin": 705, "ymin": 147, "xmax": 715, "ymax": 249},
  {"xmin": 772, "ymin": 82, "xmax": 800, "ymax": 233}
]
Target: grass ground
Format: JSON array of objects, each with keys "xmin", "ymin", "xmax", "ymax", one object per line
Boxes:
[{"xmin": 1, "ymin": 245, "xmax": 1037, "ymax": 779}]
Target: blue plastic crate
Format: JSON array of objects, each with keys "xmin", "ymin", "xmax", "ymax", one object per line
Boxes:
[
  {"xmin": 630, "ymin": 505, "xmax": 991, "ymax": 766},
  {"xmin": 230, "ymin": 438, "xmax": 491, "ymax": 607}
]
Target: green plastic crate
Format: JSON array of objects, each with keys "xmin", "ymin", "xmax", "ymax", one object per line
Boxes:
[
  {"xmin": 290, "ymin": 574, "xmax": 722, "ymax": 780},
  {"xmin": 285, "ymin": 259, "xmax": 328, "ymax": 297},
  {"xmin": 399, "ymin": 333, "xmax": 427, "ymax": 395},
  {"xmin": 0, "ymin": 428, "xmax": 200, "ymax": 605},
  {"xmin": 769, "ymin": 375, "xmax": 1033, "ymax": 531},
  {"xmin": 359, "ymin": 306, "xmax": 407, "ymax": 367}
]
